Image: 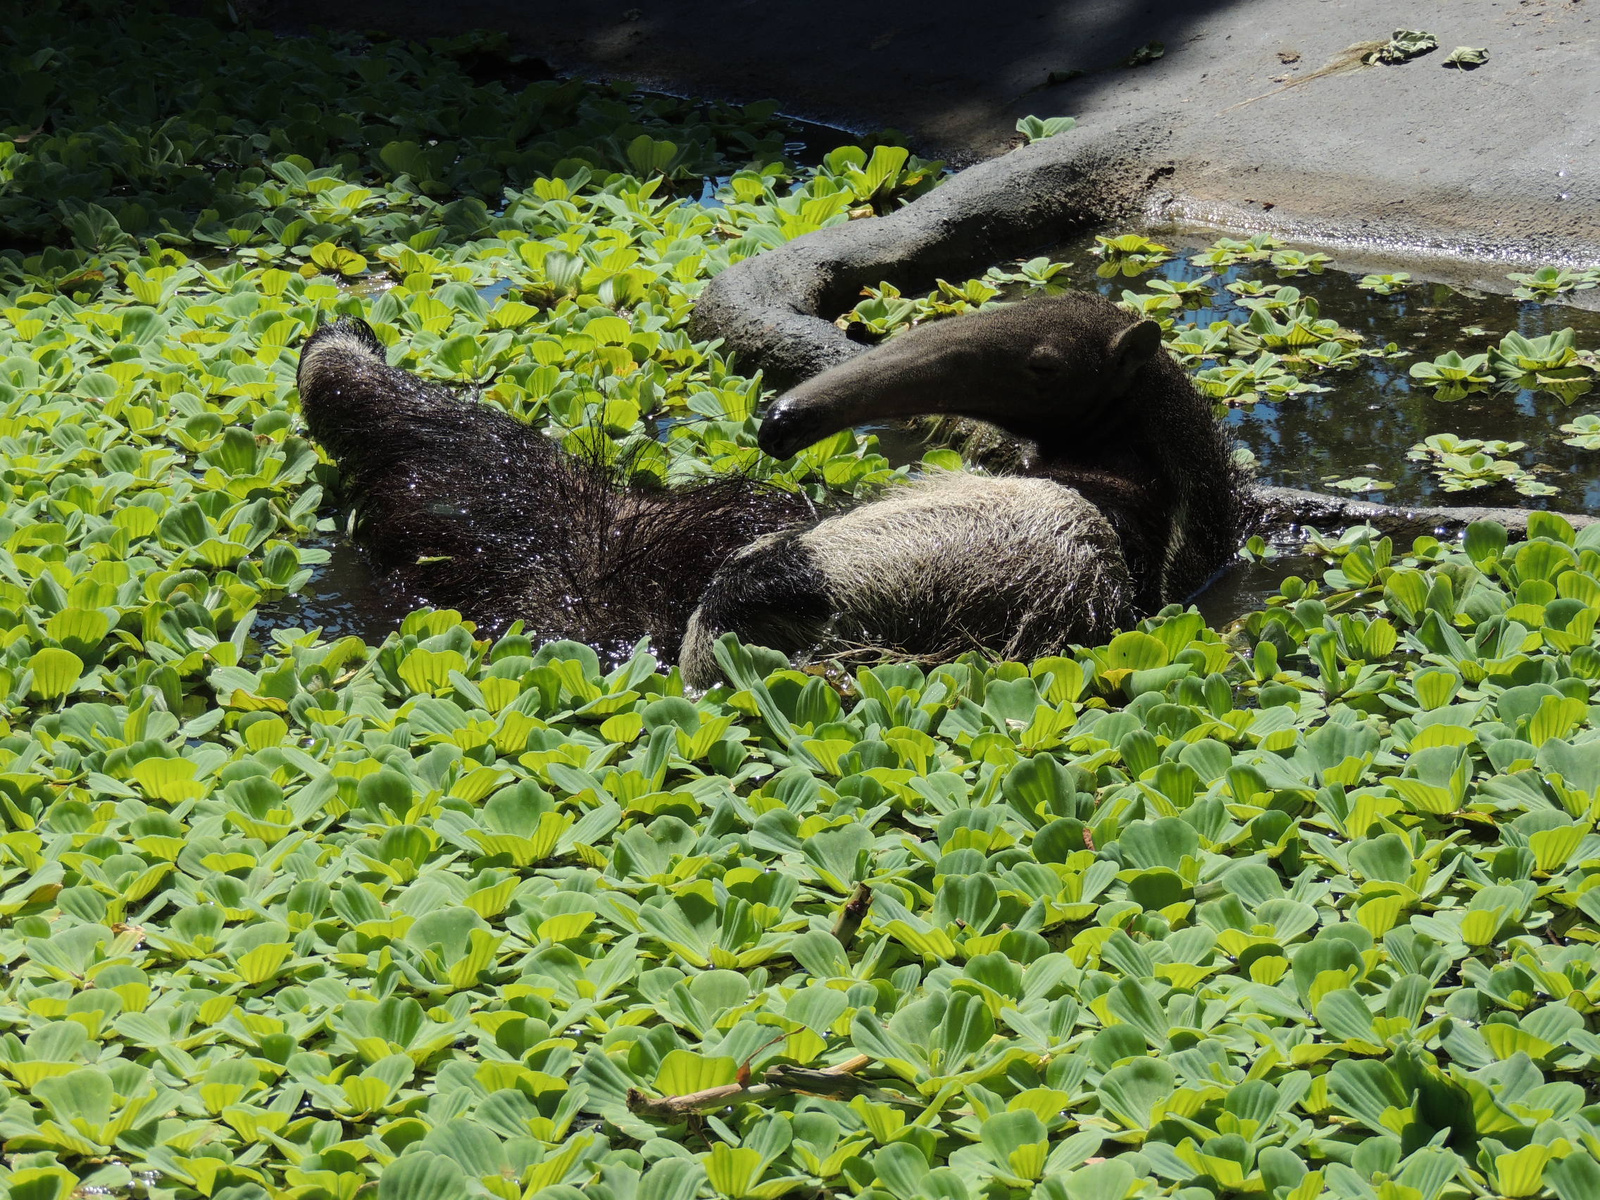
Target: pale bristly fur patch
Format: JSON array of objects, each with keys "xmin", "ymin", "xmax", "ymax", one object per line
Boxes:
[{"xmin": 798, "ymin": 471, "xmax": 1134, "ymax": 659}]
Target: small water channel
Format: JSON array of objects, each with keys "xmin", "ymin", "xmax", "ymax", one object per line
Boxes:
[{"xmin": 1051, "ymin": 234, "xmax": 1600, "ymax": 621}]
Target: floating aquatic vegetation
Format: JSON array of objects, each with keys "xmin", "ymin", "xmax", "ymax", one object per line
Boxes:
[
  {"xmin": 11, "ymin": 4, "xmax": 1600, "ymax": 1199},
  {"xmin": 836, "ymin": 259, "xmax": 1076, "ymax": 340},
  {"xmin": 1407, "ymin": 434, "xmax": 1558, "ymax": 496},
  {"xmin": 1562, "ymin": 414, "xmax": 1600, "ymax": 449},
  {"xmin": 987, "ymin": 255, "xmax": 1076, "ymax": 289},
  {"xmin": 1235, "ymin": 299, "xmax": 1366, "ymax": 358},
  {"xmin": 1409, "ymin": 349, "xmax": 1495, "ymax": 400},
  {"xmin": 1165, "ymin": 320, "xmax": 1237, "ymax": 362},
  {"xmin": 816, "ymin": 143, "xmax": 944, "ymax": 215},
  {"xmin": 1269, "ymin": 248, "xmax": 1333, "ymax": 277},
  {"xmin": 1091, "ymin": 233, "xmax": 1174, "ymax": 278},
  {"xmin": 1192, "ymin": 234, "xmax": 1283, "ymax": 268},
  {"xmin": 1509, "ymin": 266, "xmax": 1600, "ymax": 302},
  {"xmin": 1492, "ymin": 329, "xmax": 1594, "ymax": 404},
  {"xmin": 1492, "ymin": 329, "xmax": 1580, "ymax": 377},
  {"xmin": 1357, "ymin": 271, "xmax": 1413, "ymax": 296},
  {"xmin": 1137, "ymin": 275, "xmax": 1217, "ymax": 308},
  {"xmin": 1191, "ymin": 353, "xmax": 1328, "ymax": 406},
  {"xmin": 1324, "ymin": 474, "xmax": 1395, "ymax": 493}
]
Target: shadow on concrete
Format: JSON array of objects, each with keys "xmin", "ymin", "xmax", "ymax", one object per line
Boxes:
[
  {"xmin": 262, "ymin": 0, "xmax": 1241, "ymax": 154},
  {"xmin": 254, "ymin": 0, "xmax": 1600, "ymax": 268}
]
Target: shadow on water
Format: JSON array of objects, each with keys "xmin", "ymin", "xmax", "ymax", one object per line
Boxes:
[
  {"xmin": 692, "ymin": 118, "xmax": 862, "ymax": 208},
  {"xmin": 263, "ymin": 217, "xmax": 1600, "ymax": 644},
  {"xmin": 1188, "ymin": 550, "xmax": 1321, "ymax": 629}
]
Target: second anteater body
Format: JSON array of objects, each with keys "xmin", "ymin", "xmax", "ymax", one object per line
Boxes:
[{"xmin": 296, "ymin": 293, "xmax": 1249, "ymax": 685}]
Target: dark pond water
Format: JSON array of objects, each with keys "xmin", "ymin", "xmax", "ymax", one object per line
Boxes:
[
  {"xmin": 261, "ymin": 225, "xmax": 1600, "ymax": 644},
  {"xmin": 259, "ymin": 535, "xmax": 416, "ymax": 643},
  {"xmin": 692, "ymin": 117, "xmax": 861, "ymax": 208},
  {"xmin": 1055, "ymin": 241, "xmax": 1600, "ymax": 510}
]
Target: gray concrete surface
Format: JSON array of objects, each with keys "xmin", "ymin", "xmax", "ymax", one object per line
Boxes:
[{"xmin": 271, "ymin": 0, "xmax": 1599, "ymax": 268}]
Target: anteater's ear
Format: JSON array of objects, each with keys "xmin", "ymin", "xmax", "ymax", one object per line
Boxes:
[{"xmin": 1108, "ymin": 319, "xmax": 1163, "ymax": 385}]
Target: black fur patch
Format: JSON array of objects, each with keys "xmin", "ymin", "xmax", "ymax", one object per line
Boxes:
[
  {"xmin": 688, "ymin": 530, "xmax": 835, "ymax": 661},
  {"xmin": 298, "ymin": 317, "xmax": 812, "ymax": 661}
]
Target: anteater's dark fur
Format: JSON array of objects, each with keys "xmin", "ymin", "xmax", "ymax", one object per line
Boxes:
[{"xmin": 296, "ymin": 319, "xmax": 812, "ymax": 661}]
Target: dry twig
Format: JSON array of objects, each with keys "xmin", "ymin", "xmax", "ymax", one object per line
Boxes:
[{"xmin": 627, "ymin": 1054, "xmax": 906, "ymax": 1120}]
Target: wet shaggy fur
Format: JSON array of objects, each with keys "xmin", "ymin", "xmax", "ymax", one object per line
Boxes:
[
  {"xmin": 296, "ymin": 292, "xmax": 1250, "ymax": 685},
  {"xmin": 296, "ymin": 319, "xmax": 812, "ymax": 662}
]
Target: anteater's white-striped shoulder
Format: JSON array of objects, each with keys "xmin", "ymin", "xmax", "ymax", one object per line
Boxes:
[{"xmin": 678, "ymin": 472, "xmax": 1136, "ymax": 687}]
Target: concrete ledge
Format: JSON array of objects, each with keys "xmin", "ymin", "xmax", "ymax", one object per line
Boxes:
[{"xmin": 256, "ymin": 0, "xmax": 1600, "ymax": 268}]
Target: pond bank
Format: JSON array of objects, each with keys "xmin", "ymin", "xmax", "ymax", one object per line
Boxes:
[{"xmin": 254, "ymin": 0, "xmax": 1600, "ymax": 271}]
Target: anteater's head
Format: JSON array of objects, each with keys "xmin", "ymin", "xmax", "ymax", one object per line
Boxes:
[{"xmin": 757, "ymin": 292, "xmax": 1163, "ymax": 459}]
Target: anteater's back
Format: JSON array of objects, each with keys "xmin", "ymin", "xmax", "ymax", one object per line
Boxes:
[{"xmin": 297, "ymin": 318, "xmax": 811, "ymax": 659}]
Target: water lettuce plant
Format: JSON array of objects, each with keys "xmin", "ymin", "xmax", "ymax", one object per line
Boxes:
[
  {"xmin": 1409, "ymin": 350, "xmax": 1494, "ymax": 401},
  {"xmin": 1324, "ymin": 474, "xmax": 1395, "ymax": 493},
  {"xmin": 1268, "ymin": 249, "xmax": 1332, "ymax": 277},
  {"xmin": 1406, "ymin": 435, "xmax": 1558, "ymax": 497},
  {"xmin": 1357, "ymin": 272, "xmax": 1412, "ymax": 296},
  {"xmin": 1509, "ymin": 267, "xmax": 1600, "ymax": 303},
  {"xmin": 1091, "ymin": 234, "xmax": 1174, "ymax": 279},
  {"xmin": 1191, "ymin": 234, "xmax": 1282, "ymax": 268},
  {"xmin": 6, "ymin": 4, "xmax": 1600, "ymax": 1200},
  {"xmin": 1563, "ymin": 415, "xmax": 1600, "ymax": 450}
]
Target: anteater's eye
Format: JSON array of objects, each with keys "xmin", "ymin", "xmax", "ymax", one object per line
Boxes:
[{"xmin": 1026, "ymin": 346, "xmax": 1065, "ymax": 375}]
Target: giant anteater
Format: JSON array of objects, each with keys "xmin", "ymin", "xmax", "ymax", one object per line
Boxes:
[{"xmin": 296, "ymin": 292, "xmax": 1249, "ymax": 685}]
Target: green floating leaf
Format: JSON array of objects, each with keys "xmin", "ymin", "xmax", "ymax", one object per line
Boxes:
[
  {"xmin": 27, "ymin": 647, "xmax": 83, "ymax": 701},
  {"xmin": 654, "ymin": 1050, "xmax": 738, "ymax": 1096},
  {"xmin": 1549, "ymin": 1153, "xmax": 1600, "ymax": 1200},
  {"xmin": 1098, "ymin": 1057, "xmax": 1175, "ymax": 1130},
  {"xmin": 1327, "ymin": 1058, "xmax": 1410, "ymax": 1134},
  {"xmin": 377, "ymin": 1152, "xmax": 467, "ymax": 1200}
]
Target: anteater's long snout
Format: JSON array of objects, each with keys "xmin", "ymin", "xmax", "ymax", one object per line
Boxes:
[{"xmin": 757, "ymin": 326, "xmax": 980, "ymax": 460}]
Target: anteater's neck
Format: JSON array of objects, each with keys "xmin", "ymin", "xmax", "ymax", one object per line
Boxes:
[{"xmin": 1034, "ymin": 352, "xmax": 1245, "ymax": 606}]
